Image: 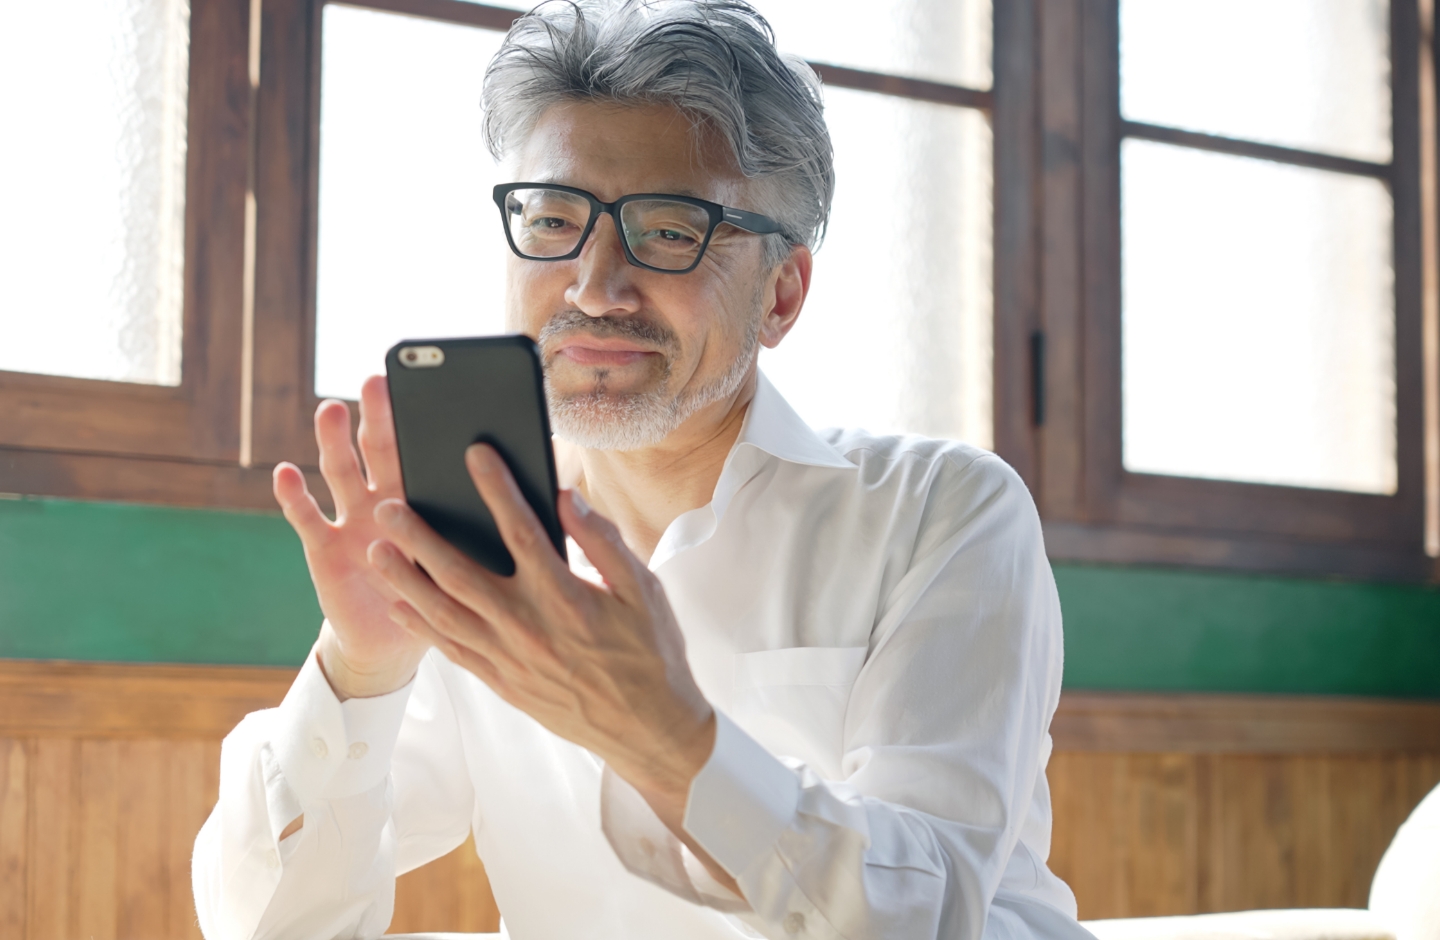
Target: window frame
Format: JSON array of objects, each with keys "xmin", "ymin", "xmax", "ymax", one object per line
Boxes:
[{"xmin": 997, "ymin": 0, "xmax": 1439, "ymax": 582}]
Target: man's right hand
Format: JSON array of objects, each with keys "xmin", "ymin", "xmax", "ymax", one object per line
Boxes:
[{"xmin": 274, "ymin": 374, "xmax": 429, "ymax": 700}]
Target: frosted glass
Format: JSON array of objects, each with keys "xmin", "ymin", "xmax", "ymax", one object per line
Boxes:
[
  {"xmin": 1121, "ymin": 139, "xmax": 1396, "ymax": 494},
  {"xmin": 1121, "ymin": 0, "xmax": 1391, "ymax": 163},
  {"xmin": 0, "ymin": 0, "xmax": 189, "ymax": 386},
  {"xmin": 749, "ymin": 0, "xmax": 991, "ymax": 89},
  {"xmin": 761, "ymin": 89, "xmax": 993, "ymax": 447},
  {"xmin": 314, "ymin": 6, "xmax": 510, "ymax": 399}
]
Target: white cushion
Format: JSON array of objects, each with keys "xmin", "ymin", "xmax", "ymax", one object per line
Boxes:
[
  {"xmin": 1082, "ymin": 909, "xmax": 1395, "ymax": 940},
  {"xmin": 1370, "ymin": 783, "xmax": 1440, "ymax": 940}
]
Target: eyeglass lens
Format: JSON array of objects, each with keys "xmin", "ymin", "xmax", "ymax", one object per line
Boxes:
[{"xmin": 503, "ymin": 188, "xmax": 712, "ymax": 271}]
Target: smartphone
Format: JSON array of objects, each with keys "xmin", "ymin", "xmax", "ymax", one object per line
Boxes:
[{"xmin": 385, "ymin": 335, "xmax": 565, "ymax": 577}]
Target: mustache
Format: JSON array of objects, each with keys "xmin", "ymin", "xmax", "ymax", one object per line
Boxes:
[{"xmin": 536, "ymin": 310, "xmax": 679, "ymax": 356}]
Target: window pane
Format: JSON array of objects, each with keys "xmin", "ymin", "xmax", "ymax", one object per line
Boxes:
[
  {"xmin": 1121, "ymin": 0, "xmax": 1391, "ymax": 163},
  {"xmin": 761, "ymin": 89, "xmax": 993, "ymax": 447},
  {"xmin": 749, "ymin": 0, "xmax": 991, "ymax": 89},
  {"xmin": 314, "ymin": 5, "xmax": 509, "ymax": 399},
  {"xmin": 0, "ymin": 0, "xmax": 189, "ymax": 386},
  {"xmin": 1121, "ymin": 139, "xmax": 1395, "ymax": 494}
]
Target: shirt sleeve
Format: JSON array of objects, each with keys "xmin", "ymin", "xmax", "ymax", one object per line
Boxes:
[
  {"xmin": 603, "ymin": 454, "xmax": 1087, "ymax": 940},
  {"xmin": 192, "ymin": 643, "xmax": 475, "ymax": 940}
]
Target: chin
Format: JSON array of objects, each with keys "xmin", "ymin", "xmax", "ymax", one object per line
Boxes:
[{"xmin": 548, "ymin": 391, "xmax": 683, "ymax": 451}]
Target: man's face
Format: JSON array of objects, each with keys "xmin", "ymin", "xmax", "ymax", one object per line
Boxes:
[{"xmin": 504, "ymin": 100, "xmax": 776, "ymax": 450}]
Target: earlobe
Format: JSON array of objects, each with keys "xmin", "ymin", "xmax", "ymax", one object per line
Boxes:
[{"xmin": 759, "ymin": 244, "xmax": 813, "ymax": 349}]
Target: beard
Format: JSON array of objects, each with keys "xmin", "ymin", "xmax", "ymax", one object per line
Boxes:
[{"xmin": 538, "ymin": 306, "xmax": 760, "ymax": 452}]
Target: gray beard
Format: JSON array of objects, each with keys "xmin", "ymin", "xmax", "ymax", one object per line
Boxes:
[{"xmin": 540, "ymin": 309, "xmax": 761, "ymax": 452}]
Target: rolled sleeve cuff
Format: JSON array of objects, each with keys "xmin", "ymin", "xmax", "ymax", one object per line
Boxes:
[
  {"xmin": 273, "ymin": 639, "xmax": 415, "ymax": 805},
  {"xmin": 683, "ymin": 709, "xmax": 800, "ymax": 879}
]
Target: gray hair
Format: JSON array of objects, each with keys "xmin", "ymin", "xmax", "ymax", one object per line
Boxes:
[{"xmin": 481, "ymin": 0, "xmax": 835, "ymax": 267}]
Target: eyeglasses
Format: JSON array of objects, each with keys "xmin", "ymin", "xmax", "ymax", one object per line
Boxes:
[{"xmin": 492, "ymin": 182, "xmax": 784, "ymax": 274}]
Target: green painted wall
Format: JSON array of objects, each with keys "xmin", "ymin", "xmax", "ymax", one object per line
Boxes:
[
  {"xmin": 0, "ymin": 497, "xmax": 320, "ymax": 666},
  {"xmin": 1, "ymin": 497, "xmax": 1438, "ymax": 695}
]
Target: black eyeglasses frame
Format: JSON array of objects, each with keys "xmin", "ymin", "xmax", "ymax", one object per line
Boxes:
[{"xmin": 492, "ymin": 182, "xmax": 785, "ymax": 275}]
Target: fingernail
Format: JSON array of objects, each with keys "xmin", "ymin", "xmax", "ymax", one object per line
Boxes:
[
  {"xmin": 468, "ymin": 444, "xmax": 494, "ymax": 474},
  {"xmin": 571, "ymin": 489, "xmax": 591, "ymax": 517},
  {"xmin": 375, "ymin": 500, "xmax": 404, "ymax": 525}
]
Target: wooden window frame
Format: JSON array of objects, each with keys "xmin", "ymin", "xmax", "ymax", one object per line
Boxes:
[{"xmin": 993, "ymin": 0, "xmax": 1440, "ymax": 582}]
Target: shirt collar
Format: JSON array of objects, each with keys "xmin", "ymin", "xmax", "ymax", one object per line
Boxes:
[
  {"xmin": 735, "ymin": 371, "xmax": 855, "ymax": 471},
  {"xmin": 646, "ymin": 372, "xmax": 853, "ymax": 570}
]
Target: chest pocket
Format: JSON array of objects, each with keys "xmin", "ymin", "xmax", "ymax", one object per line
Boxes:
[{"xmin": 730, "ymin": 646, "xmax": 867, "ymax": 779}]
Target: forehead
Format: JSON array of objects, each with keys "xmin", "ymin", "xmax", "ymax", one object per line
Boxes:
[{"xmin": 514, "ymin": 100, "xmax": 749, "ymax": 204}]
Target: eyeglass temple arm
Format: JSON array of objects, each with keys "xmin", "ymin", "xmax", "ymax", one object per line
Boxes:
[{"xmin": 721, "ymin": 207, "xmax": 784, "ymax": 235}]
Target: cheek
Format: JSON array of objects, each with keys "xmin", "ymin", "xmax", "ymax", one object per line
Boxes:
[{"xmin": 504, "ymin": 259, "xmax": 565, "ymax": 336}]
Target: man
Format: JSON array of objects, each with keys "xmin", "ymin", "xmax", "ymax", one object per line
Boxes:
[{"xmin": 193, "ymin": 2, "xmax": 1088, "ymax": 938}]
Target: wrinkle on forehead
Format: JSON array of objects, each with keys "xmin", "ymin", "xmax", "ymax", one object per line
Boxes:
[{"xmin": 515, "ymin": 100, "xmax": 751, "ymax": 206}]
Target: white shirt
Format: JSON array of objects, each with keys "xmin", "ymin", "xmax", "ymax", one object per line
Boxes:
[{"xmin": 193, "ymin": 374, "xmax": 1088, "ymax": 940}]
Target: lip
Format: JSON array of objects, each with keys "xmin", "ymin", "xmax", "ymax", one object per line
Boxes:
[{"xmin": 549, "ymin": 335, "xmax": 659, "ymax": 367}]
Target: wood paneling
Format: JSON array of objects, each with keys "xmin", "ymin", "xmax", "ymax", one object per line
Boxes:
[
  {"xmin": 1053, "ymin": 692, "xmax": 1440, "ymax": 753},
  {"xmin": 0, "ymin": 661, "xmax": 497, "ymax": 938},
  {"xmin": 0, "ymin": 661, "xmax": 1435, "ymax": 935},
  {"xmin": 1048, "ymin": 752, "xmax": 1440, "ymax": 919}
]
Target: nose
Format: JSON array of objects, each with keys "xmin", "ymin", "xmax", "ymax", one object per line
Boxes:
[{"xmin": 564, "ymin": 212, "xmax": 643, "ymax": 317}]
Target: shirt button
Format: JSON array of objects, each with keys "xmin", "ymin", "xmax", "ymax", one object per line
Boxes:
[
  {"xmin": 347, "ymin": 742, "xmax": 368, "ymax": 760},
  {"xmin": 639, "ymin": 837, "xmax": 656, "ymax": 858},
  {"xmin": 310, "ymin": 737, "xmax": 329, "ymax": 759},
  {"xmin": 264, "ymin": 848, "xmax": 280, "ymax": 870},
  {"xmin": 783, "ymin": 912, "xmax": 806, "ymax": 934}
]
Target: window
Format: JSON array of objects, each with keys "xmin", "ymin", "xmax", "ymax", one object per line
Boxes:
[
  {"xmin": 3, "ymin": 0, "xmax": 1435, "ymax": 583},
  {"xmin": 1016, "ymin": 0, "xmax": 1437, "ymax": 580},
  {"xmin": 0, "ymin": 0, "xmax": 253, "ymax": 504}
]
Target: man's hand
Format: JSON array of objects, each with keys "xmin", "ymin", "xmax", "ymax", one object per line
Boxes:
[
  {"xmin": 274, "ymin": 375, "xmax": 429, "ymax": 700},
  {"xmin": 367, "ymin": 443, "xmax": 716, "ymax": 811}
]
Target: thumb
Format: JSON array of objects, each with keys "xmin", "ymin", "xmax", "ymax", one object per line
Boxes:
[{"xmin": 559, "ymin": 489, "xmax": 647, "ymax": 603}]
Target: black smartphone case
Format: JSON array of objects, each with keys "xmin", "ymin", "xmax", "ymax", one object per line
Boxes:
[{"xmin": 385, "ymin": 335, "xmax": 565, "ymax": 576}]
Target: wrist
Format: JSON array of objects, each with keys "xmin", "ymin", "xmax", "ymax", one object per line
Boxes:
[
  {"xmin": 623, "ymin": 706, "xmax": 717, "ymax": 817},
  {"xmin": 315, "ymin": 626, "xmax": 420, "ymax": 701}
]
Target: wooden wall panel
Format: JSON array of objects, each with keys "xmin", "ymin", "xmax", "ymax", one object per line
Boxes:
[
  {"xmin": 0, "ymin": 662, "xmax": 1436, "ymax": 936},
  {"xmin": 1047, "ymin": 752, "xmax": 1440, "ymax": 920}
]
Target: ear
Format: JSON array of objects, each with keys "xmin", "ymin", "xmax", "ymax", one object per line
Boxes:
[{"xmin": 759, "ymin": 243, "xmax": 813, "ymax": 349}]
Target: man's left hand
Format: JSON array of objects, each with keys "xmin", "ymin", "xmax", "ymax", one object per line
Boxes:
[{"xmin": 367, "ymin": 443, "xmax": 716, "ymax": 813}]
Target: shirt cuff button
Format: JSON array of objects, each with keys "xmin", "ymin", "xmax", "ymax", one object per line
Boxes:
[
  {"xmin": 347, "ymin": 742, "xmax": 368, "ymax": 760},
  {"xmin": 783, "ymin": 912, "xmax": 806, "ymax": 935},
  {"xmin": 264, "ymin": 848, "xmax": 280, "ymax": 870},
  {"xmin": 310, "ymin": 737, "xmax": 329, "ymax": 759}
]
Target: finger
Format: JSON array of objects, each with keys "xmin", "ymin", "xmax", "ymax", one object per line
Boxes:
[
  {"xmin": 273, "ymin": 462, "xmax": 333, "ymax": 545},
  {"xmin": 391, "ymin": 599, "xmax": 506, "ymax": 690},
  {"xmin": 559, "ymin": 488, "xmax": 648, "ymax": 605},
  {"xmin": 357, "ymin": 375, "xmax": 403, "ymax": 495},
  {"xmin": 369, "ymin": 538, "xmax": 502, "ymax": 652},
  {"xmin": 315, "ymin": 399, "xmax": 368, "ymax": 518},
  {"xmin": 466, "ymin": 444, "xmax": 566, "ymax": 575},
  {"xmin": 371, "ymin": 500, "xmax": 510, "ymax": 625}
]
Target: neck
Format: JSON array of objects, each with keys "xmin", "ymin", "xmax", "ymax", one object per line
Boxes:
[{"xmin": 561, "ymin": 370, "xmax": 758, "ymax": 564}]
